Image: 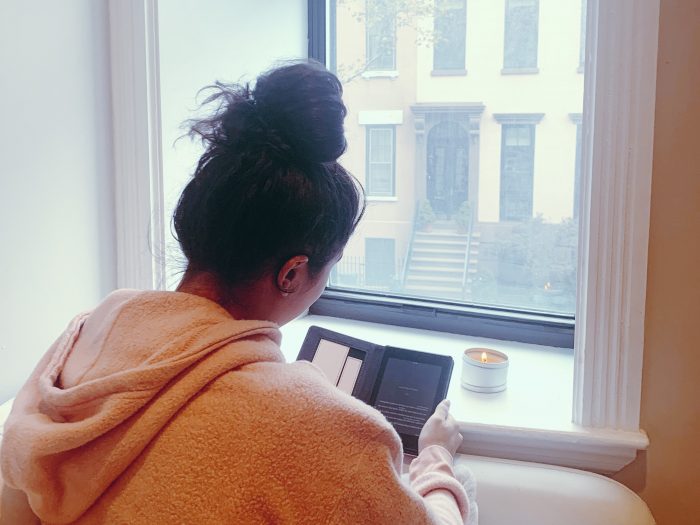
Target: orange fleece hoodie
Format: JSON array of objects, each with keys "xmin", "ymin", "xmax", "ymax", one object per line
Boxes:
[{"xmin": 0, "ymin": 290, "xmax": 469, "ymax": 524}]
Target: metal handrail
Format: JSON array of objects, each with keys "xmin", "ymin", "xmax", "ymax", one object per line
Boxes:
[
  {"xmin": 400, "ymin": 200, "xmax": 419, "ymax": 290},
  {"xmin": 461, "ymin": 208, "xmax": 475, "ymax": 297}
]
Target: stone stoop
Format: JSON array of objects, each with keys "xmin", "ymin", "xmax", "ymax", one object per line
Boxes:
[{"xmin": 402, "ymin": 221, "xmax": 480, "ymax": 300}]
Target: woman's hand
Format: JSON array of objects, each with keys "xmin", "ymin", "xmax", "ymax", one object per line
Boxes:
[{"xmin": 418, "ymin": 399, "xmax": 463, "ymax": 456}]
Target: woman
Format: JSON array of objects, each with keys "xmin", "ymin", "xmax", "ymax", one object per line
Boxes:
[{"xmin": 0, "ymin": 62, "xmax": 470, "ymax": 524}]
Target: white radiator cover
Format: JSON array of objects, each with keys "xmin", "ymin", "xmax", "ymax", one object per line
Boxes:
[{"xmin": 456, "ymin": 454, "xmax": 655, "ymax": 525}]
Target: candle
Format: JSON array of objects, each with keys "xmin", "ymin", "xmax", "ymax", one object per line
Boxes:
[{"xmin": 461, "ymin": 348, "xmax": 509, "ymax": 393}]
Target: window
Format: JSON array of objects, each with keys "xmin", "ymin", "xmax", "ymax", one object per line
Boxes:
[
  {"xmin": 499, "ymin": 124, "xmax": 535, "ymax": 222},
  {"xmin": 365, "ymin": 238, "xmax": 396, "ymax": 288},
  {"xmin": 503, "ymin": 0, "xmax": 539, "ymax": 71},
  {"xmin": 433, "ymin": 0, "xmax": 467, "ymax": 72},
  {"xmin": 366, "ymin": 0, "xmax": 396, "ymax": 71},
  {"xmin": 328, "ymin": 0, "xmax": 578, "ymax": 339},
  {"xmin": 111, "ymin": 0, "xmax": 658, "ymax": 472},
  {"xmin": 366, "ymin": 126, "xmax": 396, "ymax": 197}
]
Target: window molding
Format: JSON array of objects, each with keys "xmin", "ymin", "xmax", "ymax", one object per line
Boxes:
[
  {"xmin": 431, "ymin": 69, "xmax": 467, "ymax": 77},
  {"xmin": 493, "ymin": 113, "xmax": 544, "ymax": 124},
  {"xmin": 571, "ymin": 113, "xmax": 583, "ymax": 219},
  {"xmin": 360, "ymin": 70, "xmax": 399, "ymax": 79},
  {"xmin": 572, "ymin": 0, "xmax": 658, "ymax": 434},
  {"xmin": 500, "ymin": 67, "xmax": 539, "ymax": 75},
  {"xmin": 109, "ymin": 0, "xmax": 165, "ymax": 291},
  {"xmin": 308, "ymin": 0, "xmax": 325, "ymax": 62},
  {"xmin": 110, "ymin": 0, "xmax": 659, "ymax": 472},
  {"xmin": 358, "ymin": 110, "xmax": 403, "ymax": 125}
]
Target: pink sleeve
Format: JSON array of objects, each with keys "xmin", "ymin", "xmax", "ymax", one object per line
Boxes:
[{"xmin": 409, "ymin": 445, "xmax": 470, "ymax": 524}]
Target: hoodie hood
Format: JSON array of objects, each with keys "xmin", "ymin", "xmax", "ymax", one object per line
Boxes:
[{"xmin": 0, "ymin": 290, "xmax": 282, "ymax": 523}]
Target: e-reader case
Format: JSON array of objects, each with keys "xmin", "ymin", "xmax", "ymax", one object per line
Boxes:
[{"xmin": 296, "ymin": 326, "xmax": 454, "ymax": 455}]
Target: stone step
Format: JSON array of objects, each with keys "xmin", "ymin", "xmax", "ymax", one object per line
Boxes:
[
  {"xmin": 412, "ymin": 246, "xmax": 466, "ymax": 256},
  {"xmin": 414, "ymin": 231, "xmax": 470, "ymax": 240},
  {"xmin": 405, "ymin": 274, "xmax": 464, "ymax": 285},
  {"xmin": 407, "ymin": 266, "xmax": 464, "ymax": 277},
  {"xmin": 407, "ymin": 261, "xmax": 464, "ymax": 273},
  {"xmin": 413, "ymin": 240, "xmax": 469, "ymax": 251},
  {"xmin": 411, "ymin": 255, "xmax": 465, "ymax": 265}
]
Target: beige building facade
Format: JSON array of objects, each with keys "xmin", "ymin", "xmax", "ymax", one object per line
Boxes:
[{"xmin": 331, "ymin": 0, "xmax": 584, "ymax": 312}]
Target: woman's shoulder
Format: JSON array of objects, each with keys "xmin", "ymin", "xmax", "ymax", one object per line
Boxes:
[{"xmin": 211, "ymin": 359, "xmax": 400, "ymax": 445}]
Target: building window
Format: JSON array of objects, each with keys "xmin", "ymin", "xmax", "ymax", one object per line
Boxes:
[
  {"xmin": 365, "ymin": 238, "xmax": 396, "ymax": 288},
  {"xmin": 366, "ymin": 126, "xmax": 396, "ymax": 197},
  {"xmin": 366, "ymin": 0, "xmax": 396, "ymax": 71},
  {"xmin": 499, "ymin": 124, "xmax": 536, "ymax": 221},
  {"xmin": 503, "ymin": 0, "xmax": 539, "ymax": 71},
  {"xmin": 433, "ymin": 0, "xmax": 467, "ymax": 71}
]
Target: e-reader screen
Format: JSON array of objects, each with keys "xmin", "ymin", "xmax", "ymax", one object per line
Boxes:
[
  {"xmin": 372, "ymin": 358, "xmax": 443, "ymax": 436},
  {"xmin": 370, "ymin": 347, "xmax": 453, "ymax": 455}
]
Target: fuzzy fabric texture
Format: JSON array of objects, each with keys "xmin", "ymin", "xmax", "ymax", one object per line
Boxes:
[{"xmin": 0, "ymin": 290, "xmax": 470, "ymax": 524}]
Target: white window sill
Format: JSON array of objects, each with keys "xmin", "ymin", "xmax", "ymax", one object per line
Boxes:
[
  {"xmin": 366, "ymin": 196, "xmax": 398, "ymax": 202},
  {"xmin": 281, "ymin": 314, "xmax": 648, "ymax": 473},
  {"xmin": 361, "ymin": 70, "xmax": 399, "ymax": 79}
]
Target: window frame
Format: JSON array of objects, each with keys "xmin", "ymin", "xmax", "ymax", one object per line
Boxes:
[
  {"xmin": 494, "ymin": 113, "xmax": 544, "ymax": 222},
  {"xmin": 570, "ymin": 113, "xmax": 583, "ymax": 219},
  {"xmin": 110, "ymin": 0, "xmax": 659, "ymax": 472}
]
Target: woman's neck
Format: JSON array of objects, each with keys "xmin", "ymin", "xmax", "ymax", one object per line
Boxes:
[{"xmin": 176, "ymin": 271, "xmax": 241, "ymax": 318}]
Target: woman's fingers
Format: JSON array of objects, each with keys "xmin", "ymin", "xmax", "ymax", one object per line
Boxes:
[{"xmin": 435, "ymin": 399, "xmax": 450, "ymax": 419}]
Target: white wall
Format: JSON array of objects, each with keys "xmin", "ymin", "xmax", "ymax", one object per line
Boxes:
[
  {"xmin": 0, "ymin": 0, "xmax": 116, "ymax": 402},
  {"xmin": 158, "ymin": 0, "xmax": 307, "ymax": 288}
]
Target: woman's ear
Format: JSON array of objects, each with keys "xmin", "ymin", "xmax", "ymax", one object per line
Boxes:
[{"xmin": 276, "ymin": 255, "xmax": 310, "ymax": 295}]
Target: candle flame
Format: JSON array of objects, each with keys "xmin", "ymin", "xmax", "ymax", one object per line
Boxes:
[{"xmin": 481, "ymin": 352, "xmax": 488, "ymax": 364}]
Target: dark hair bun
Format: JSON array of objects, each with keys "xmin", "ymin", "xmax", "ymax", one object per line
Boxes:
[
  {"xmin": 190, "ymin": 62, "xmax": 347, "ymax": 166},
  {"xmin": 252, "ymin": 62, "xmax": 347, "ymax": 163},
  {"xmin": 175, "ymin": 62, "xmax": 364, "ymax": 287}
]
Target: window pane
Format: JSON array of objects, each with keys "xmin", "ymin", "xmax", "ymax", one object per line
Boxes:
[
  {"xmin": 433, "ymin": 0, "xmax": 467, "ymax": 70},
  {"xmin": 157, "ymin": 0, "xmax": 306, "ymax": 289},
  {"xmin": 366, "ymin": 0, "xmax": 396, "ymax": 70},
  {"xmin": 367, "ymin": 127, "xmax": 395, "ymax": 196},
  {"xmin": 330, "ymin": 0, "xmax": 583, "ymax": 315},
  {"xmin": 369, "ymin": 128, "xmax": 393, "ymax": 162},
  {"xmin": 368, "ymin": 164, "xmax": 393, "ymax": 195},
  {"xmin": 504, "ymin": 0, "xmax": 539, "ymax": 69},
  {"xmin": 500, "ymin": 124, "xmax": 534, "ymax": 221},
  {"xmin": 365, "ymin": 238, "xmax": 396, "ymax": 287}
]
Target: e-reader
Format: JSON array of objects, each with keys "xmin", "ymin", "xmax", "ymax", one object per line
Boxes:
[{"xmin": 297, "ymin": 326, "xmax": 454, "ymax": 455}]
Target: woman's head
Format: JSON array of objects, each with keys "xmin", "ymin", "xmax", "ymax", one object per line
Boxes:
[{"xmin": 173, "ymin": 62, "xmax": 365, "ymax": 322}]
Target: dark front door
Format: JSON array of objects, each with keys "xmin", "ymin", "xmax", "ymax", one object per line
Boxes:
[{"xmin": 427, "ymin": 121, "xmax": 469, "ymax": 217}]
